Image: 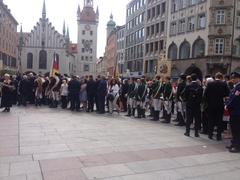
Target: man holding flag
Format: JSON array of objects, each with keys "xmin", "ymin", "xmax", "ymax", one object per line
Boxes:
[{"xmin": 49, "ymin": 53, "xmax": 61, "ymax": 108}]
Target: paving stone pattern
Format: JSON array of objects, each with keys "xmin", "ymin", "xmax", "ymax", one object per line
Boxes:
[{"xmin": 0, "ymin": 106, "xmax": 239, "ymax": 180}]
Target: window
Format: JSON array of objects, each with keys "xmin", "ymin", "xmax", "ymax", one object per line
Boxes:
[
  {"xmin": 179, "ymin": 41, "xmax": 191, "ymax": 59},
  {"xmin": 161, "ymin": 2, "xmax": 166, "ymax": 15},
  {"xmin": 236, "ymin": 11, "xmax": 240, "ymax": 28},
  {"xmin": 152, "ymin": 7, "xmax": 155, "ymax": 19},
  {"xmin": 159, "ymin": 40, "xmax": 164, "ymax": 50},
  {"xmin": 156, "ymin": 23, "xmax": 160, "ymax": 34},
  {"xmin": 189, "ymin": 0, "xmax": 198, "ymax": 6},
  {"xmin": 84, "ymin": 64, "xmax": 89, "ymax": 72},
  {"xmin": 216, "ymin": 10, "xmax": 225, "ymax": 24},
  {"xmin": 187, "ymin": 16, "xmax": 195, "ymax": 31},
  {"xmin": 82, "ymin": 48, "xmax": 85, "ymax": 53},
  {"xmin": 150, "ymin": 25, "xmax": 154, "ymax": 35},
  {"xmin": 155, "ymin": 41, "xmax": 159, "ymax": 52},
  {"xmin": 27, "ymin": 53, "xmax": 33, "ymax": 69},
  {"xmin": 81, "ymin": 56, "xmax": 84, "ymax": 61},
  {"xmin": 168, "ymin": 43, "xmax": 178, "ymax": 60},
  {"xmin": 39, "ymin": 50, "xmax": 47, "ymax": 69},
  {"xmin": 147, "ymin": 9, "xmax": 151, "ymax": 20},
  {"xmin": 170, "ymin": 22, "xmax": 177, "ymax": 35},
  {"xmin": 178, "ymin": 19, "xmax": 186, "ymax": 33},
  {"xmin": 82, "ymin": 30, "xmax": 85, "ymax": 35},
  {"xmin": 179, "ymin": 0, "xmax": 188, "ymax": 9},
  {"xmin": 172, "ymin": 0, "xmax": 178, "ymax": 13},
  {"xmin": 160, "ymin": 21, "xmax": 165, "ymax": 33},
  {"xmin": 192, "ymin": 38, "xmax": 205, "ymax": 58},
  {"xmin": 90, "ymin": 31, "xmax": 93, "ymax": 36},
  {"xmin": 215, "ymin": 38, "xmax": 224, "ymax": 55},
  {"xmin": 156, "ymin": 5, "xmax": 160, "ymax": 17},
  {"xmin": 198, "ymin": 14, "xmax": 206, "ymax": 29},
  {"xmin": 146, "ymin": 44, "xmax": 149, "ymax": 54}
]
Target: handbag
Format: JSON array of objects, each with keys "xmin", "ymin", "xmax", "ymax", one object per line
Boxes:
[{"xmin": 107, "ymin": 93, "xmax": 114, "ymax": 102}]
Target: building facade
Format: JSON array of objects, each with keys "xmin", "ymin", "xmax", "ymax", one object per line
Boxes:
[
  {"xmin": 166, "ymin": 0, "xmax": 240, "ymax": 79},
  {"xmin": 77, "ymin": 0, "xmax": 99, "ymax": 77},
  {"xmin": 103, "ymin": 14, "xmax": 117, "ymax": 77},
  {"xmin": 0, "ymin": 0, "xmax": 18, "ymax": 71},
  {"xmin": 125, "ymin": 0, "xmax": 146, "ymax": 77},
  {"xmin": 20, "ymin": 0, "xmax": 75, "ymax": 75},
  {"xmin": 96, "ymin": 57, "xmax": 106, "ymax": 76},
  {"xmin": 116, "ymin": 25, "xmax": 125, "ymax": 76},
  {"xmin": 144, "ymin": 0, "xmax": 168, "ymax": 77}
]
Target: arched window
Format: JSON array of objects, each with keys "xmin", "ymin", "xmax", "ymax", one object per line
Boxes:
[
  {"xmin": 168, "ymin": 42, "xmax": 178, "ymax": 60},
  {"xmin": 39, "ymin": 50, "xmax": 47, "ymax": 69},
  {"xmin": 233, "ymin": 39, "xmax": 240, "ymax": 56},
  {"xmin": 27, "ymin": 53, "xmax": 33, "ymax": 69},
  {"xmin": 192, "ymin": 38, "xmax": 205, "ymax": 58},
  {"xmin": 179, "ymin": 41, "xmax": 190, "ymax": 59}
]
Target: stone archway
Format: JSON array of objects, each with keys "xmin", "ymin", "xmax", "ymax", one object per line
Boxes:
[{"xmin": 185, "ymin": 65, "xmax": 203, "ymax": 80}]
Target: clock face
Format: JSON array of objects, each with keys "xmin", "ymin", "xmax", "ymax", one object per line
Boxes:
[{"xmin": 85, "ymin": 25, "xmax": 91, "ymax": 31}]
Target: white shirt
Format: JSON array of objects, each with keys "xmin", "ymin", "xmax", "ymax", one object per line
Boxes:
[
  {"xmin": 61, "ymin": 84, "xmax": 68, "ymax": 96},
  {"xmin": 110, "ymin": 84, "xmax": 120, "ymax": 96}
]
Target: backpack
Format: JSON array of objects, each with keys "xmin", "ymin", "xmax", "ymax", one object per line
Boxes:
[{"xmin": 188, "ymin": 87, "xmax": 202, "ymax": 104}]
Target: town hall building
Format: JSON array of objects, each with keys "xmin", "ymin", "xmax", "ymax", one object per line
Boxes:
[{"xmin": 20, "ymin": 0, "xmax": 75, "ymax": 76}]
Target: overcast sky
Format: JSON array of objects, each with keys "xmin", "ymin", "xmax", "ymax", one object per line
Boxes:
[{"xmin": 4, "ymin": 0, "xmax": 130, "ymax": 57}]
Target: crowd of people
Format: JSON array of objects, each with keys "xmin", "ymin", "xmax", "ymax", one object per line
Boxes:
[{"xmin": 0, "ymin": 71, "xmax": 240, "ymax": 153}]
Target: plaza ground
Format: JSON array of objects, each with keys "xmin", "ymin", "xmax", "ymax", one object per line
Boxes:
[{"xmin": 0, "ymin": 107, "xmax": 240, "ymax": 180}]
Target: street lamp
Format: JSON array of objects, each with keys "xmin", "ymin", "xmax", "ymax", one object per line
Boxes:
[{"xmin": 18, "ymin": 25, "xmax": 24, "ymax": 74}]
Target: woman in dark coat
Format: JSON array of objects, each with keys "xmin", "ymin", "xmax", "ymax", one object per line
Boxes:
[{"xmin": 0, "ymin": 74, "xmax": 14, "ymax": 112}]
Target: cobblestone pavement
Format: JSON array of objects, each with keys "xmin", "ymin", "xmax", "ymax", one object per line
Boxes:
[{"xmin": 0, "ymin": 106, "xmax": 239, "ymax": 180}]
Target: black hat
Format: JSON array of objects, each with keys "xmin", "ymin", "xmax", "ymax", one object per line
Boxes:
[
  {"xmin": 180, "ymin": 74, "xmax": 186, "ymax": 80},
  {"xmin": 231, "ymin": 72, "xmax": 240, "ymax": 78}
]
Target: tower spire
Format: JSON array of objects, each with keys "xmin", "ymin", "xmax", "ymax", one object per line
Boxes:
[
  {"xmin": 66, "ymin": 26, "xmax": 70, "ymax": 39},
  {"xmin": 84, "ymin": 0, "xmax": 93, "ymax": 7},
  {"xmin": 77, "ymin": 4, "xmax": 80, "ymax": 15},
  {"xmin": 63, "ymin": 20, "xmax": 66, "ymax": 36},
  {"xmin": 42, "ymin": 0, "xmax": 46, "ymax": 19}
]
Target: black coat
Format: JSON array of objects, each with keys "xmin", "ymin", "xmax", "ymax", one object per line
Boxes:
[
  {"xmin": 121, "ymin": 83, "xmax": 129, "ymax": 97},
  {"xmin": 68, "ymin": 79, "xmax": 80, "ymax": 96},
  {"xmin": 19, "ymin": 79, "xmax": 29, "ymax": 96},
  {"xmin": 1, "ymin": 81, "xmax": 13, "ymax": 108},
  {"xmin": 205, "ymin": 80, "xmax": 229, "ymax": 110},
  {"xmin": 183, "ymin": 82, "xmax": 203, "ymax": 107},
  {"xmin": 86, "ymin": 80, "xmax": 96, "ymax": 97},
  {"xmin": 97, "ymin": 80, "xmax": 107, "ymax": 97}
]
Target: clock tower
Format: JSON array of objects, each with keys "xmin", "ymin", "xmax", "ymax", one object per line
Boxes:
[{"xmin": 77, "ymin": 0, "xmax": 99, "ymax": 76}]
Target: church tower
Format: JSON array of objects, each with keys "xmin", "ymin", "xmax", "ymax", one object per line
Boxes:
[
  {"xmin": 106, "ymin": 13, "xmax": 116, "ymax": 40},
  {"xmin": 77, "ymin": 0, "xmax": 99, "ymax": 76}
]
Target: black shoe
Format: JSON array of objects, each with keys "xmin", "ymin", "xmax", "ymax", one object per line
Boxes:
[
  {"xmin": 161, "ymin": 120, "xmax": 170, "ymax": 124},
  {"xmin": 175, "ymin": 123, "xmax": 185, "ymax": 127},
  {"xmin": 200, "ymin": 131, "xmax": 208, "ymax": 135},
  {"xmin": 229, "ymin": 147, "xmax": 240, "ymax": 153},
  {"xmin": 217, "ymin": 136, "xmax": 222, "ymax": 141},
  {"xmin": 195, "ymin": 133, "xmax": 200, "ymax": 138},
  {"xmin": 208, "ymin": 135, "xmax": 213, "ymax": 140},
  {"xmin": 2, "ymin": 108, "xmax": 8, "ymax": 112},
  {"xmin": 226, "ymin": 145, "xmax": 234, "ymax": 149},
  {"xmin": 184, "ymin": 132, "xmax": 190, "ymax": 137}
]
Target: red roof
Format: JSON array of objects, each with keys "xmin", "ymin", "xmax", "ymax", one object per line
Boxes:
[{"xmin": 80, "ymin": 7, "xmax": 97, "ymax": 23}]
